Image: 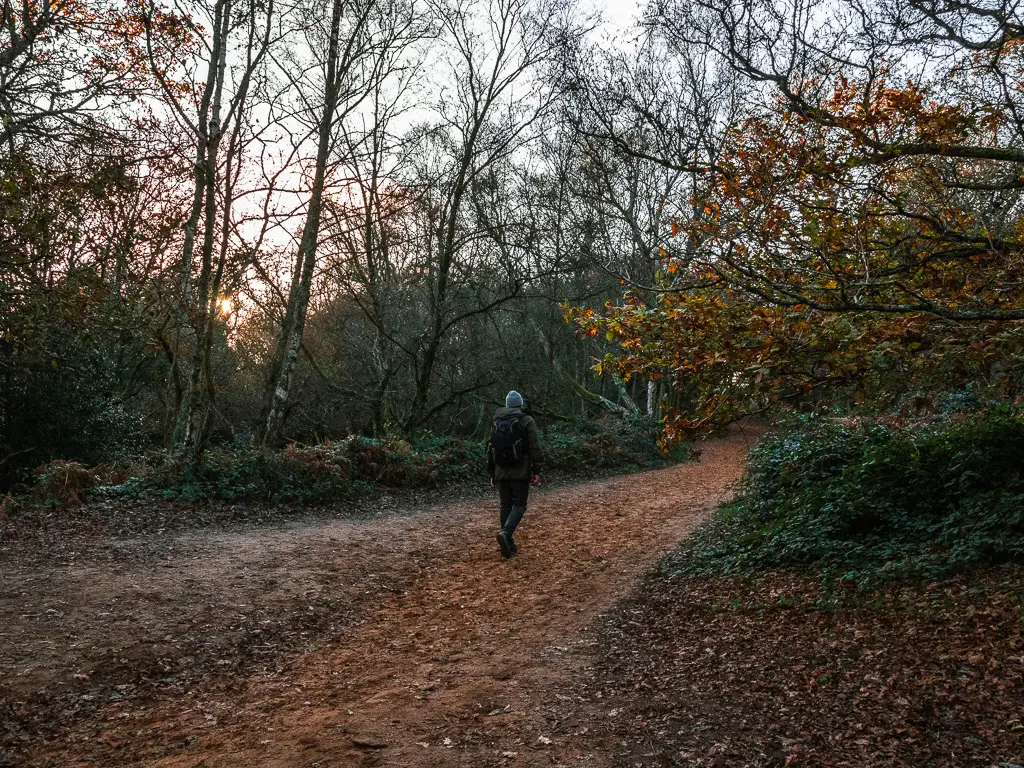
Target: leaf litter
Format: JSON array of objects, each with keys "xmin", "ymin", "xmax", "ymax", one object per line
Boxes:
[
  {"xmin": 581, "ymin": 568, "xmax": 1024, "ymax": 767},
  {"xmin": 0, "ymin": 432, "xmax": 751, "ymax": 767}
]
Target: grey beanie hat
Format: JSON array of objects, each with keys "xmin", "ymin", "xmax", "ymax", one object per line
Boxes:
[{"xmin": 505, "ymin": 390, "xmax": 524, "ymax": 408}]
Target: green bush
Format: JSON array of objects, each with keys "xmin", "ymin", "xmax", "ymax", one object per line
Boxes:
[
  {"xmin": 94, "ymin": 418, "xmax": 681, "ymax": 505},
  {"xmin": 112, "ymin": 435, "xmax": 481, "ymax": 504},
  {"xmin": 667, "ymin": 411, "xmax": 1024, "ymax": 586},
  {"xmin": 0, "ymin": 287, "xmax": 148, "ymax": 490},
  {"xmin": 543, "ymin": 418, "xmax": 686, "ymax": 472}
]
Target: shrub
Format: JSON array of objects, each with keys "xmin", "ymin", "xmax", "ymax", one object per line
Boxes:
[
  {"xmin": 543, "ymin": 418, "xmax": 685, "ymax": 472},
  {"xmin": 31, "ymin": 461, "xmax": 96, "ymax": 507},
  {"xmin": 0, "ymin": 270, "xmax": 151, "ymax": 491},
  {"xmin": 92, "ymin": 434, "xmax": 489, "ymax": 504},
  {"xmin": 667, "ymin": 411, "xmax": 1024, "ymax": 586},
  {"xmin": 89, "ymin": 419, "xmax": 681, "ymax": 506}
]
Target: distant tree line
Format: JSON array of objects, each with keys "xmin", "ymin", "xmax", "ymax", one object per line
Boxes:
[
  {"xmin": 3, "ymin": 0, "xmax": 1022, "ymax": 486},
  {"xmin": 0, "ymin": 0, "xmax": 674, "ymax": 486}
]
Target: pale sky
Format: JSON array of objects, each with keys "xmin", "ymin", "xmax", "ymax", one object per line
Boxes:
[
  {"xmin": 586, "ymin": 0, "xmax": 646, "ymax": 50},
  {"xmin": 596, "ymin": 0, "xmax": 644, "ymax": 28}
]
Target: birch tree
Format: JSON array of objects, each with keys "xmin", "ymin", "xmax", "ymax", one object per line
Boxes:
[{"xmin": 141, "ymin": 0, "xmax": 277, "ymax": 456}]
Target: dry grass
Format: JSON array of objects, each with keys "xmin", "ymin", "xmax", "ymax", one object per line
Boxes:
[{"xmin": 32, "ymin": 460, "xmax": 96, "ymax": 507}]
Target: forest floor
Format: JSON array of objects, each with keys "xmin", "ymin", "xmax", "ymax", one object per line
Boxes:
[
  {"xmin": 3, "ymin": 426, "xmax": 1022, "ymax": 768},
  {"xmin": 0, "ymin": 431, "xmax": 751, "ymax": 768}
]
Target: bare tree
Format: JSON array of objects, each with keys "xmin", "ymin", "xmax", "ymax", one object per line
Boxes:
[
  {"xmin": 389, "ymin": 0, "xmax": 583, "ymax": 430},
  {"xmin": 316, "ymin": 53, "xmax": 428, "ymax": 435},
  {"xmin": 0, "ymin": 0, "xmax": 175, "ymax": 154},
  {"xmin": 557, "ymin": 15, "xmax": 742, "ymax": 415},
  {"xmin": 141, "ymin": 0, "xmax": 278, "ymax": 456},
  {"xmin": 261, "ymin": 0, "xmax": 426, "ymax": 444}
]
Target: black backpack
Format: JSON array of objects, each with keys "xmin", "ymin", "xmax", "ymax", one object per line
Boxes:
[{"xmin": 491, "ymin": 414, "xmax": 526, "ymax": 466}]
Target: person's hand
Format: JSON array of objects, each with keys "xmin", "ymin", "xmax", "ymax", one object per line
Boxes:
[{"xmin": 530, "ymin": 474, "xmax": 540, "ymax": 486}]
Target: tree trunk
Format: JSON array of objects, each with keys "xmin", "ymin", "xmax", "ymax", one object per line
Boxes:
[
  {"xmin": 190, "ymin": 0, "xmax": 274, "ymax": 458},
  {"xmin": 171, "ymin": 0, "xmax": 230, "ymax": 456},
  {"xmin": 262, "ymin": 0, "xmax": 344, "ymax": 445}
]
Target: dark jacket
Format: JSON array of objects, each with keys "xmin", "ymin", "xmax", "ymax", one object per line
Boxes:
[{"xmin": 487, "ymin": 406, "xmax": 544, "ymax": 481}]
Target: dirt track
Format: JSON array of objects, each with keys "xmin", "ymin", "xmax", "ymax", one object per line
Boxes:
[{"xmin": 0, "ymin": 431, "xmax": 753, "ymax": 767}]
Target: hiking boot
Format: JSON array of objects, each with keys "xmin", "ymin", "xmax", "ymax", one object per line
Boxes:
[
  {"xmin": 508, "ymin": 533, "xmax": 518, "ymax": 555},
  {"xmin": 496, "ymin": 530, "xmax": 513, "ymax": 558}
]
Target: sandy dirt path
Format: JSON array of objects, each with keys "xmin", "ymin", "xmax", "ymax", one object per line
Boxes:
[{"xmin": 1, "ymin": 431, "xmax": 753, "ymax": 768}]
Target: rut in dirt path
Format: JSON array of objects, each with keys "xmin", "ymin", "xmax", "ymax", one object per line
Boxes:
[{"xmin": 5, "ymin": 431, "xmax": 754, "ymax": 768}]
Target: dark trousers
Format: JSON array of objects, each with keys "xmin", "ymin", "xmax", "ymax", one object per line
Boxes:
[{"xmin": 497, "ymin": 479, "xmax": 530, "ymax": 535}]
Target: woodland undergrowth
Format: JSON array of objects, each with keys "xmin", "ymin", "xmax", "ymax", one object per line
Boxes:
[
  {"xmin": 666, "ymin": 408, "xmax": 1024, "ymax": 591},
  {"xmin": 2, "ymin": 418, "xmax": 683, "ymax": 515}
]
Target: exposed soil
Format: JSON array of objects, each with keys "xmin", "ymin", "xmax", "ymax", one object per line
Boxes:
[{"xmin": 0, "ymin": 431, "xmax": 754, "ymax": 767}]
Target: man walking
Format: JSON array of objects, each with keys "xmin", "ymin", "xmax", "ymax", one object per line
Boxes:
[{"xmin": 487, "ymin": 390, "xmax": 544, "ymax": 558}]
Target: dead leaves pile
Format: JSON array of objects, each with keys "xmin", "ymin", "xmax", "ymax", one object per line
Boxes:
[{"xmin": 584, "ymin": 568, "xmax": 1024, "ymax": 767}]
